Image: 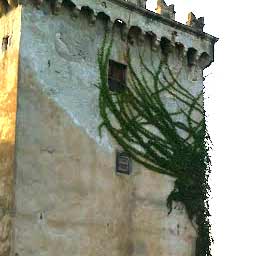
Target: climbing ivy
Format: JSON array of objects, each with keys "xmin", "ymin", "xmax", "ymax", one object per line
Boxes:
[{"xmin": 97, "ymin": 33, "xmax": 213, "ymax": 256}]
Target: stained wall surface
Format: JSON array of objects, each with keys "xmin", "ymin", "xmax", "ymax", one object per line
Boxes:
[
  {"xmin": 0, "ymin": 6, "xmax": 21, "ymax": 256},
  {"xmin": 13, "ymin": 4, "xmax": 206, "ymax": 256}
]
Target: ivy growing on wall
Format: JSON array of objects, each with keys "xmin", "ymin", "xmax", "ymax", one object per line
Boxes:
[{"xmin": 97, "ymin": 33, "xmax": 213, "ymax": 256}]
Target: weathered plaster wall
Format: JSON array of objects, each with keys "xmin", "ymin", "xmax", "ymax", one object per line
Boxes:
[
  {"xmin": 15, "ymin": 68, "xmax": 193, "ymax": 256},
  {"xmin": 0, "ymin": 6, "xmax": 21, "ymax": 256},
  {"xmin": 13, "ymin": 4, "xmax": 208, "ymax": 256}
]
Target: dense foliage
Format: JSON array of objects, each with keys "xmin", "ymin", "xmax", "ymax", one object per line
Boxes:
[{"xmin": 97, "ymin": 34, "xmax": 213, "ymax": 256}]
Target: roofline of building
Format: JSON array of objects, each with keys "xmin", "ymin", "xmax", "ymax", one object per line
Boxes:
[{"xmin": 109, "ymin": 0, "xmax": 219, "ymax": 44}]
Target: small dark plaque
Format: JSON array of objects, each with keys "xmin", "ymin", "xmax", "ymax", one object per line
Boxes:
[{"xmin": 116, "ymin": 151, "xmax": 132, "ymax": 175}]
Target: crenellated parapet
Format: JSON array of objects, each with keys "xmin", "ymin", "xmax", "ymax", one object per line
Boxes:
[
  {"xmin": 0, "ymin": 0, "xmax": 218, "ymax": 68},
  {"xmin": 156, "ymin": 0, "xmax": 175, "ymax": 20},
  {"xmin": 187, "ymin": 12, "xmax": 205, "ymax": 32},
  {"xmin": 55, "ymin": 0, "xmax": 217, "ymax": 69}
]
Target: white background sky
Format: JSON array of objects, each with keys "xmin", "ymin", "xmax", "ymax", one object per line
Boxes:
[{"xmin": 146, "ymin": 1, "xmax": 256, "ymax": 255}]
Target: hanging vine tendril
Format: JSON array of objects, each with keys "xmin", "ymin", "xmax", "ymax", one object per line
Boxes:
[{"xmin": 97, "ymin": 33, "xmax": 213, "ymax": 256}]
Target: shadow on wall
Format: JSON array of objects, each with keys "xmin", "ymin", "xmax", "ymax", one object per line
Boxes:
[
  {"xmin": 0, "ymin": 142, "xmax": 14, "ymax": 256},
  {"xmin": 0, "ymin": 140, "xmax": 15, "ymax": 206}
]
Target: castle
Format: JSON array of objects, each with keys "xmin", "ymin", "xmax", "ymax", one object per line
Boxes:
[{"xmin": 0, "ymin": 1, "xmax": 217, "ymax": 255}]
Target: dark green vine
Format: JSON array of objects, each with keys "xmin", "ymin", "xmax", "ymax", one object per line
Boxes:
[{"xmin": 97, "ymin": 33, "xmax": 212, "ymax": 256}]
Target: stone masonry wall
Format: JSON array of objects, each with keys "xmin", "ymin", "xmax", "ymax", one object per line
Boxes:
[
  {"xmin": 0, "ymin": 7, "xmax": 21, "ymax": 256},
  {"xmin": 13, "ymin": 4, "xmax": 201, "ymax": 256}
]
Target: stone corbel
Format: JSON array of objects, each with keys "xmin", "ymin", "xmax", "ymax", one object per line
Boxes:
[
  {"xmin": 138, "ymin": 31, "xmax": 145, "ymax": 46},
  {"xmin": 198, "ymin": 52, "xmax": 212, "ymax": 69},
  {"xmin": 29, "ymin": 0, "xmax": 60, "ymax": 15},
  {"xmin": 186, "ymin": 12, "xmax": 204, "ymax": 32},
  {"xmin": 120, "ymin": 24, "xmax": 128, "ymax": 41},
  {"xmin": 87, "ymin": 12, "xmax": 96, "ymax": 25},
  {"xmin": 152, "ymin": 38, "xmax": 160, "ymax": 52},
  {"xmin": 105, "ymin": 19, "xmax": 113, "ymax": 33},
  {"xmin": 128, "ymin": 34, "xmax": 135, "ymax": 45},
  {"xmin": 156, "ymin": 0, "xmax": 175, "ymax": 20},
  {"xmin": 71, "ymin": 8, "xmax": 80, "ymax": 18},
  {"xmin": 182, "ymin": 46, "xmax": 188, "ymax": 58},
  {"xmin": 51, "ymin": 0, "xmax": 62, "ymax": 15},
  {"xmin": 172, "ymin": 42, "xmax": 185, "ymax": 59}
]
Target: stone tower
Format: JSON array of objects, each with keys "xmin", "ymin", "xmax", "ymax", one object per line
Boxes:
[{"xmin": 0, "ymin": 0, "xmax": 217, "ymax": 255}]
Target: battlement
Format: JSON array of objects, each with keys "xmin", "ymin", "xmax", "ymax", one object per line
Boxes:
[
  {"xmin": 2, "ymin": 0, "xmax": 218, "ymax": 70},
  {"xmin": 0, "ymin": 0, "xmax": 217, "ymax": 33}
]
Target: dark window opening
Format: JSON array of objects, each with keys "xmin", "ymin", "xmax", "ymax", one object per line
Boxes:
[
  {"xmin": 2, "ymin": 36, "xmax": 9, "ymax": 52},
  {"xmin": 116, "ymin": 151, "xmax": 132, "ymax": 175},
  {"xmin": 108, "ymin": 60, "xmax": 127, "ymax": 92}
]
